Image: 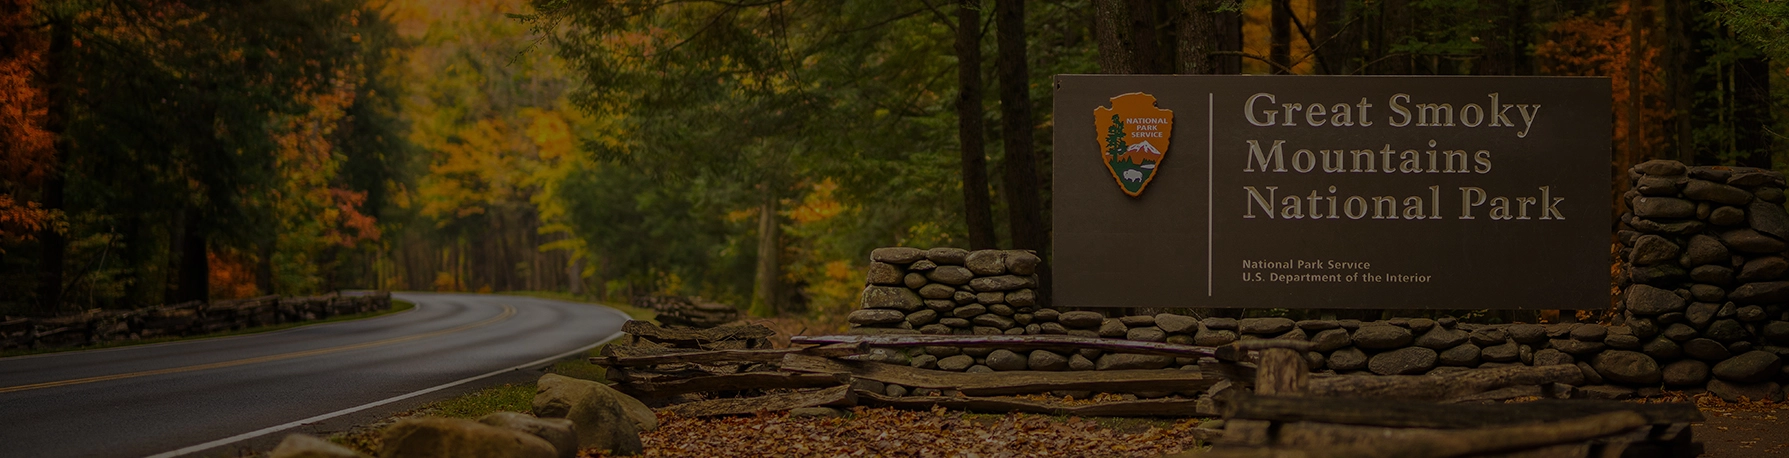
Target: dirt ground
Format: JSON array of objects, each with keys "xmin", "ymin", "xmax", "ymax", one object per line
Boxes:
[{"xmin": 1697, "ymin": 404, "xmax": 1789, "ymax": 457}]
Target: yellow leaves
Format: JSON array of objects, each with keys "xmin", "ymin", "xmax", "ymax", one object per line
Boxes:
[{"xmin": 789, "ymin": 178, "xmax": 843, "ymax": 224}]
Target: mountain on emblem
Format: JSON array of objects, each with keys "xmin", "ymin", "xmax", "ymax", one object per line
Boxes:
[{"xmin": 1093, "ymin": 93, "xmax": 1173, "ymax": 197}]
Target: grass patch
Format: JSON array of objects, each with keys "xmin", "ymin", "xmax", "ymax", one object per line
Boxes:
[{"xmin": 0, "ymin": 299, "xmax": 416, "ymax": 359}]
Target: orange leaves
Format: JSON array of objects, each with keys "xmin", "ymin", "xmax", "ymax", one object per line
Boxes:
[
  {"xmin": 1533, "ymin": 2, "xmax": 1667, "ymax": 160},
  {"xmin": 587, "ymin": 407, "xmax": 1208, "ymax": 458},
  {"xmin": 207, "ymin": 250, "xmax": 260, "ymax": 300},
  {"xmin": 0, "ymin": 0, "xmax": 55, "ymax": 243}
]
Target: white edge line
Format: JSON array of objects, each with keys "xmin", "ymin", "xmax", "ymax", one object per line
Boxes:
[
  {"xmin": 144, "ymin": 302, "xmax": 634, "ymax": 458},
  {"xmin": 1207, "ymin": 92, "xmax": 1214, "ymax": 298}
]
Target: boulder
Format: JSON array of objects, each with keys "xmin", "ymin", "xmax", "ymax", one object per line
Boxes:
[
  {"xmin": 1549, "ymin": 339, "xmax": 1606, "ymax": 357},
  {"xmin": 1712, "ymin": 351, "xmax": 1783, "ymax": 384},
  {"xmin": 1707, "ymin": 379, "xmax": 1786, "ymax": 403},
  {"xmin": 1437, "ymin": 344, "xmax": 1481, "ymax": 367},
  {"xmin": 937, "ymin": 355, "xmax": 975, "ymax": 371},
  {"xmin": 1414, "ymin": 327, "xmax": 1470, "ymax": 349},
  {"xmin": 1633, "ymin": 197, "xmax": 1695, "ymax": 218},
  {"xmin": 848, "ymin": 309, "xmax": 906, "ymax": 326},
  {"xmin": 1126, "ymin": 326, "xmax": 1167, "ymax": 342},
  {"xmin": 1006, "ymin": 289, "xmax": 1037, "ymax": 307},
  {"xmin": 1636, "ymin": 159, "xmax": 1687, "ymax": 176},
  {"xmin": 1711, "ymin": 206, "xmax": 1747, "ymax": 226},
  {"xmin": 1310, "ymin": 328, "xmax": 1352, "ymax": 352},
  {"xmin": 926, "ymin": 247, "xmax": 969, "ymax": 264},
  {"xmin": 1705, "ymin": 319, "xmax": 1750, "ymax": 342},
  {"xmin": 918, "ymin": 284, "xmax": 957, "ymax": 299},
  {"xmin": 1589, "ymin": 350, "xmax": 1662, "ymax": 384},
  {"xmin": 1469, "ymin": 327, "xmax": 1508, "ymax": 346},
  {"xmin": 1740, "ymin": 257, "xmax": 1789, "ymax": 282},
  {"xmin": 964, "ymin": 250, "xmax": 1008, "ymax": 275},
  {"xmin": 1328, "ymin": 347, "xmax": 1368, "ymax": 371},
  {"xmin": 1532, "ymin": 348, "xmax": 1573, "ymax": 366},
  {"xmin": 1239, "ymin": 317, "xmax": 1295, "ymax": 335},
  {"xmin": 1684, "ymin": 338, "xmax": 1732, "ymax": 361},
  {"xmin": 1732, "ymin": 281, "xmax": 1789, "ymax": 304},
  {"xmin": 1720, "ymin": 229, "xmax": 1787, "ymax": 254},
  {"xmin": 1028, "ymin": 350, "xmax": 1069, "ymax": 371},
  {"xmin": 532, "ymin": 374, "xmax": 650, "ymax": 455},
  {"xmin": 1684, "ymin": 235, "xmax": 1731, "ymax": 266},
  {"xmin": 866, "ymin": 262, "xmax": 904, "ymax": 286},
  {"xmin": 1352, "ymin": 325, "xmax": 1413, "ymax": 350},
  {"xmin": 1482, "ymin": 341, "xmax": 1520, "ymax": 362},
  {"xmin": 1662, "ymin": 360, "xmax": 1710, "ymax": 387},
  {"xmin": 926, "ymin": 266, "xmax": 975, "ymax": 285},
  {"xmin": 1098, "ymin": 319, "xmax": 1128, "ymax": 337},
  {"xmin": 1643, "ymin": 336, "xmax": 1683, "ymax": 360},
  {"xmin": 1625, "ymin": 284, "xmax": 1686, "ymax": 315},
  {"xmin": 270, "ymin": 434, "xmax": 365, "ymax": 458},
  {"xmin": 1692, "ymin": 265, "xmax": 1736, "ymax": 286},
  {"xmin": 985, "ymin": 349, "xmax": 1028, "ymax": 371},
  {"xmin": 968, "ymin": 275, "xmax": 1035, "ymax": 292},
  {"xmin": 478, "ymin": 412, "xmax": 579, "ymax": 458},
  {"xmin": 1685, "ymin": 179, "xmax": 1754, "ymax": 205},
  {"xmin": 379, "ymin": 417, "xmax": 558, "ymax": 458},
  {"xmin": 870, "ymin": 247, "xmax": 926, "ymax": 264},
  {"xmin": 1194, "ymin": 327, "xmax": 1238, "ymax": 346},
  {"xmin": 1750, "ymin": 200, "xmax": 1789, "ymax": 240},
  {"xmin": 1203, "ymin": 317, "xmax": 1239, "ymax": 330},
  {"xmin": 1155, "ymin": 314, "xmax": 1200, "ymax": 333},
  {"xmin": 1629, "ymin": 235, "xmax": 1681, "ymax": 266},
  {"xmin": 1004, "ymin": 250, "xmax": 1042, "ymax": 275},
  {"xmin": 861, "ymin": 286, "xmax": 923, "ymax": 312},
  {"xmin": 1368, "ymin": 347, "xmax": 1438, "ymax": 375},
  {"xmin": 1058, "ymin": 311, "xmax": 1104, "ymax": 328}
]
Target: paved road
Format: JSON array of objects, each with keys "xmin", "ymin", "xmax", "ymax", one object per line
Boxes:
[{"xmin": 0, "ymin": 293, "xmax": 629, "ymax": 458}]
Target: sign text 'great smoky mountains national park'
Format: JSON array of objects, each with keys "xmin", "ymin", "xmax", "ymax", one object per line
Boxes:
[{"xmin": 1053, "ymin": 75, "xmax": 1611, "ymax": 309}]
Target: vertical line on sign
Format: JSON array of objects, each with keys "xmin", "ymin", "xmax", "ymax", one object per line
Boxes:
[{"xmin": 1207, "ymin": 92, "xmax": 1214, "ymax": 298}]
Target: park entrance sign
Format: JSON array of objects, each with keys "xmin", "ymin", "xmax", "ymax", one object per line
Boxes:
[{"xmin": 1053, "ymin": 75, "xmax": 1611, "ymax": 309}]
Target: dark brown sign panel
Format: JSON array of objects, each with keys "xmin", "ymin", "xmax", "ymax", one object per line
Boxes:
[{"xmin": 1053, "ymin": 75, "xmax": 1611, "ymax": 309}]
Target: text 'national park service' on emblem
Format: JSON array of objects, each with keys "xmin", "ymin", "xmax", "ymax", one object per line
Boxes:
[{"xmin": 1094, "ymin": 92, "xmax": 1174, "ymax": 197}]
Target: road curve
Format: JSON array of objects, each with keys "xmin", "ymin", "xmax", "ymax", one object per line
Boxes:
[{"xmin": 0, "ymin": 293, "xmax": 629, "ymax": 458}]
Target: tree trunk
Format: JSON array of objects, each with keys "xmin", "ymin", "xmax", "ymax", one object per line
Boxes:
[
  {"xmin": 176, "ymin": 210, "xmax": 209, "ymax": 304},
  {"xmin": 956, "ymin": 0, "xmax": 997, "ymax": 250},
  {"xmin": 749, "ymin": 192, "xmax": 780, "ymax": 317},
  {"xmin": 1662, "ymin": 0, "xmax": 1694, "ymax": 164},
  {"xmin": 1733, "ymin": 55, "xmax": 1771, "ymax": 168},
  {"xmin": 1177, "ymin": 0, "xmax": 1220, "ymax": 74},
  {"xmin": 1312, "ymin": 0, "xmax": 1351, "ymax": 74},
  {"xmin": 1123, "ymin": 0, "xmax": 1162, "ymax": 73},
  {"xmin": 1215, "ymin": 0, "xmax": 1243, "ymax": 74},
  {"xmin": 34, "ymin": 16, "xmax": 73, "ymax": 315},
  {"xmin": 1270, "ymin": 0, "xmax": 1291, "ymax": 74},
  {"xmin": 996, "ymin": 0, "xmax": 1044, "ymax": 253},
  {"xmin": 1093, "ymin": 0, "xmax": 1134, "ymax": 73}
]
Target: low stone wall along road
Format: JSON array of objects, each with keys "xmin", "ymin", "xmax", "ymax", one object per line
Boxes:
[{"xmin": 0, "ymin": 293, "xmax": 630, "ymax": 458}]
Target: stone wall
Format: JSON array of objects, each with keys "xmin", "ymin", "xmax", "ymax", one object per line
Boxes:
[
  {"xmin": 0, "ymin": 292, "xmax": 392, "ymax": 351},
  {"xmin": 850, "ymin": 182, "xmax": 1789, "ymax": 401}
]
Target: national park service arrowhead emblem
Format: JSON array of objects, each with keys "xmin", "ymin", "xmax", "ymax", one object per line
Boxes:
[{"xmin": 1095, "ymin": 93, "xmax": 1173, "ymax": 197}]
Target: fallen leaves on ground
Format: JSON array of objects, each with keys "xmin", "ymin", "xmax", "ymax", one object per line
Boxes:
[{"xmin": 585, "ymin": 406, "xmax": 1206, "ymax": 458}]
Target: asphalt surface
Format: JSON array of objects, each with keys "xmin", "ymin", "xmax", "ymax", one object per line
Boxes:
[{"xmin": 0, "ymin": 293, "xmax": 629, "ymax": 458}]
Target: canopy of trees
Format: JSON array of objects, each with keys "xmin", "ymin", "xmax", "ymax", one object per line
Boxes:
[{"xmin": 2, "ymin": 0, "xmax": 1787, "ymax": 323}]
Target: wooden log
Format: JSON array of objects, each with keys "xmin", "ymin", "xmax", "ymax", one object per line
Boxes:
[
  {"xmin": 780, "ymin": 353, "xmax": 1214, "ymax": 396},
  {"xmin": 592, "ymin": 343, "xmax": 866, "ymax": 367},
  {"xmin": 791, "ymin": 334, "xmax": 1313, "ymax": 358},
  {"xmin": 658, "ymin": 385, "xmax": 854, "ymax": 418},
  {"xmin": 1273, "ymin": 411, "xmax": 1649, "ymax": 458},
  {"xmin": 619, "ymin": 371, "xmax": 850, "ymax": 397},
  {"xmin": 1254, "ymin": 348, "xmax": 1308, "ymax": 395},
  {"xmin": 853, "ymin": 389, "xmax": 1209, "ymax": 417},
  {"xmin": 1226, "ymin": 395, "xmax": 1703, "ymax": 429},
  {"xmin": 1304, "ymin": 365, "xmax": 1583, "ymax": 400},
  {"xmin": 623, "ymin": 320, "xmax": 775, "ymax": 344}
]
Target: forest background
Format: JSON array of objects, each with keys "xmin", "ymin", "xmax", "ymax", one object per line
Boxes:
[{"xmin": 3, "ymin": 0, "xmax": 1788, "ymax": 328}]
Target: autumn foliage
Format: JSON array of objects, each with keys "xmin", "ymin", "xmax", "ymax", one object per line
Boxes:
[{"xmin": 0, "ymin": 0, "xmax": 54, "ymax": 247}]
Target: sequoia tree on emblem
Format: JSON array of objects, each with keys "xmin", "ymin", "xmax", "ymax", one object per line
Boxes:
[{"xmin": 1093, "ymin": 92, "xmax": 1174, "ymax": 197}]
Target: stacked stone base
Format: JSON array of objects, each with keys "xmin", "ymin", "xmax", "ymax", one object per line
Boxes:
[{"xmin": 851, "ymin": 244, "xmax": 1789, "ymax": 402}]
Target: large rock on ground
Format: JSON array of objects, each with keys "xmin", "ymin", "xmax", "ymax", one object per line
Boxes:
[
  {"xmin": 1058, "ymin": 311, "xmax": 1104, "ymax": 328},
  {"xmin": 1712, "ymin": 351, "xmax": 1784, "ymax": 384},
  {"xmin": 1750, "ymin": 200, "xmax": 1789, "ymax": 240},
  {"xmin": 532, "ymin": 374, "xmax": 649, "ymax": 455},
  {"xmin": 964, "ymin": 250, "xmax": 1008, "ymax": 275},
  {"xmin": 270, "ymin": 434, "xmax": 365, "ymax": 458},
  {"xmin": 1155, "ymin": 314, "xmax": 1200, "ymax": 334},
  {"xmin": 379, "ymin": 417, "xmax": 557, "ymax": 458},
  {"xmin": 1629, "ymin": 235, "xmax": 1681, "ymax": 266},
  {"xmin": 1328, "ymin": 347, "xmax": 1368, "ymax": 371},
  {"xmin": 1731, "ymin": 281, "xmax": 1789, "ymax": 304},
  {"xmin": 1590, "ymin": 350, "xmax": 1662, "ymax": 385},
  {"xmin": 1368, "ymin": 347, "xmax": 1437, "ymax": 375},
  {"xmin": 478, "ymin": 412, "xmax": 579, "ymax": 458},
  {"xmin": 871, "ymin": 247, "xmax": 926, "ymax": 264},
  {"xmin": 1028, "ymin": 350, "xmax": 1068, "ymax": 371},
  {"xmin": 1707, "ymin": 379, "xmax": 1786, "ymax": 403},
  {"xmin": 1685, "ymin": 235, "xmax": 1731, "ymax": 266},
  {"xmin": 985, "ymin": 349, "xmax": 1028, "ymax": 371}
]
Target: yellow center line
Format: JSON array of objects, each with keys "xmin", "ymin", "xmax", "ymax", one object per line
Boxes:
[{"xmin": 0, "ymin": 305, "xmax": 517, "ymax": 395}]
